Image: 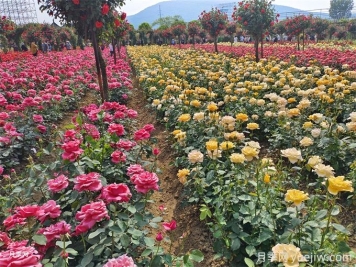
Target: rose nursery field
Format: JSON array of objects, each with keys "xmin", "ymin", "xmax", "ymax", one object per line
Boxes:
[{"xmin": 0, "ymin": 42, "xmax": 356, "ymax": 267}]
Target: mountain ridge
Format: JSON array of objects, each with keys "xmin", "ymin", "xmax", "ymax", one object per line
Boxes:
[{"xmin": 126, "ymin": 1, "xmax": 325, "ymax": 29}]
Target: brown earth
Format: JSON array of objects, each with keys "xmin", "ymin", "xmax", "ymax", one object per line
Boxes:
[{"xmin": 126, "ymin": 78, "xmax": 227, "ymax": 267}]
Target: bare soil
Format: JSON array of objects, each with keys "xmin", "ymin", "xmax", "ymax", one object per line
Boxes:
[{"xmin": 126, "ymin": 78, "xmax": 227, "ymax": 267}]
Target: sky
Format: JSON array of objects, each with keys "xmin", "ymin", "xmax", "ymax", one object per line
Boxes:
[{"xmin": 35, "ymin": 0, "xmax": 331, "ymax": 23}]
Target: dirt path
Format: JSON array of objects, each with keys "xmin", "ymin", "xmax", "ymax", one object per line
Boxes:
[{"xmin": 127, "ymin": 78, "xmax": 225, "ymax": 267}]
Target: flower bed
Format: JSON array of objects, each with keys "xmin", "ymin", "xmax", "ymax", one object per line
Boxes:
[
  {"xmin": 128, "ymin": 45, "xmax": 356, "ymax": 266},
  {"xmin": 0, "ymin": 48, "xmax": 203, "ymax": 267}
]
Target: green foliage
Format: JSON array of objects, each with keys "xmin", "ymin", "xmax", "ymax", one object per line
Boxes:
[{"xmin": 329, "ymin": 0, "xmax": 354, "ymax": 20}]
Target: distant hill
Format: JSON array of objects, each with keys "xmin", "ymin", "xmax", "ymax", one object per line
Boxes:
[{"xmin": 126, "ymin": 0, "xmax": 320, "ymax": 29}]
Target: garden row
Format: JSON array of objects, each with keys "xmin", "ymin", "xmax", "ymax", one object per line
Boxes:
[
  {"xmin": 128, "ymin": 45, "xmax": 356, "ymax": 266},
  {"xmin": 182, "ymin": 41, "xmax": 356, "ymax": 70},
  {"xmin": 0, "ymin": 49, "xmax": 204, "ymax": 266},
  {"xmin": 0, "ymin": 49, "xmax": 132, "ymax": 169}
]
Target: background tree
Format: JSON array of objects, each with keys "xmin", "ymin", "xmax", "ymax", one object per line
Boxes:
[
  {"xmin": 39, "ymin": 0, "xmax": 127, "ymax": 102},
  {"xmin": 225, "ymin": 22, "xmax": 237, "ymax": 47},
  {"xmin": 188, "ymin": 20, "xmax": 201, "ymax": 47},
  {"xmin": 171, "ymin": 23, "xmax": 186, "ymax": 47},
  {"xmin": 138, "ymin": 22, "xmax": 151, "ymax": 45},
  {"xmin": 233, "ymin": 0, "xmax": 276, "ymax": 62},
  {"xmin": 328, "ymin": 24, "xmax": 338, "ymax": 39},
  {"xmin": 199, "ymin": 8, "xmax": 228, "ymax": 53},
  {"xmin": 348, "ymin": 19, "xmax": 356, "ymax": 38},
  {"xmin": 152, "ymin": 15, "xmax": 184, "ymax": 30},
  {"xmin": 284, "ymin": 15, "xmax": 312, "ymax": 50},
  {"xmin": 309, "ymin": 18, "xmax": 329, "ymax": 41},
  {"xmin": 198, "ymin": 30, "xmax": 207, "ymax": 43},
  {"xmin": 329, "ymin": 0, "xmax": 354, "ymax": 20}
]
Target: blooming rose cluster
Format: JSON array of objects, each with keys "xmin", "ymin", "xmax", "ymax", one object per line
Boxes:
[{"xmin": 126, "ymin": 164, "xmax": 159, "ymax": 193}]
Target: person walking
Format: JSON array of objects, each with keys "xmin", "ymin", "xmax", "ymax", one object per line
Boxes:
[
  {"xmin": 109, "ymin": 43, "xmax": 114, "ymax": 56},
  {"xmin": 30, "ymin": 42, "xmax": 38, "ymax": 56}
]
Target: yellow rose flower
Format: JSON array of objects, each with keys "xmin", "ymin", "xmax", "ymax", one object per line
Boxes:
[
  {"xmin": 287, "ymin": 108, "xmax": 301, "ymax": 117},
  {"xmin": 190, "ymin": 100, "xmax": 201, "ymax": 108},
  {"xmin": 303, "ymin": 121, "xmax": 313, "ymax": 129},
  {"xmin": 327, "ymin": 176, "xmax": 354, "ymax": 195},
  {"xmin": 299, "ymin": 137, "xmax": 313, "ymax": 147},
  {"xmin": 263, "ymin": 174, "xmax": 271, "ymax": 184},
  {"xmin": 206, "ymin": 140, "xmax": 218, "ymax": 151},
  {"xmin": 187, "ymin": 150, "xmax": 204, "ymax": 164},
  {"xmin": 236, "ymin": 113, "xmax": 249, "ymax": 122},
  {"xmin": 246, "ymin": 123, "xmax": 259, "ymax": 131},
  {"xmin": 272, "ymin": 244, "xmax": 307, "ymax": 267},
  {"xmin": 193, "ymin": 112, "xmax": 205, "ymax": 121},
  {"xmin": 178, "ymin": 114, "xmax": 191, "ymax": 122},
  {"xmin": 152, "ymin": 99, "xmax": 160, "ymax": 106},
  {"xmin": 285, "ymin": 189, "xmax": 309, "ymax": 206},
  {"xmin": 313, "ymin": 163, "xmax": 334, "ymax": 178},
  {"xmin": 172, "ymin": 129, "xmax": 182, "ymax": 136},
  {"xmin": 307, "ymin": 156, "xmax": 323, "ymax": 168},
  {"xmin": 241, "ymin": 146, "xmax": 259, "ymax": 161},
  {"xmin": 281, "ymin": 148, "xmax": 303, "ymax": 164},
  {"xmin": 219, "ymin": 141, "xmax": 235, "ymax": 151},
  {"xmin": 229, "ymin": 153, "xmax": 245, "ymax": 163},
  {"xmin": 207, "ymin": 102, "xmax": 218, "ymax": 112},
  {"xmin": 177, "ymin": 169, "xmax": 190, "ymax": 184}
]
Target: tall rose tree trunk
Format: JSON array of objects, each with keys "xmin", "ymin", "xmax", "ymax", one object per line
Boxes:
[
  {"xmin": 214, "ymin": 36, "xmax": 218, "ymax": 53},
  {"xmin": 254, "ymin": 35, "xmax": 259, "ymax": 62},
  {"xmin": 92, "ymin": 30, "xmax": 108, "ymax": 102}
]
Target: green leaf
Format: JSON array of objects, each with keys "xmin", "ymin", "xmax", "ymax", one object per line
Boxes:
[
  {"xmin": 81, "ymin": 253, "xmax": 93, "ymax": 266},
  {"xmin": 244, "ymin": 258, "xmax": 255, "ymax": 267},
  {"xmin": 245, "ymin": 245, "xmax": 256, "ymax": 257},
  {"xmin": 332, "ymin": 223, "xmax": 350, "ymax": 234},
  {"xmin": 314, "ymin": 209, "xmax": 327, "ymax": 220},
  {"xmin": 88, "ymin": 228, "xmax": 106, "ymax": 240},
  {"xmin": 231, "ymin": 238, "xmax": 241, "ymax": 251},
  {"xmin": 189, "ymin": 250, "xmax": 204, "ymax": 262},
  {"xmin": 144, "ymin": 237, "xmax": 155, "ymax": 247},
  {"xmin": 65, "ymin": 248, "xmax": 78, "ymax": 256},
  {"xmin": 141, "ymin": 248, "xmax": 152, "ymax": 257},
  {"xmin": 54, "ymin": 257, "xmax": 65, "ymax": 267},
  {"xmin": 32, "ymin": 234, "xmax": 47, "ymax": 245},
  {"xmin": 44, "ymin": 263, "xmax": 54, "ymax": 267},
  {"xmin": 120, "ymin": 234, "xmax": 130, "ymax": 247},
  {"xmin": 337, "ymin": 241, "xmax": 351, "ymax": 253}
]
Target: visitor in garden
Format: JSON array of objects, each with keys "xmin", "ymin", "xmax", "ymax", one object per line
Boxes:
[
  {"xmin": 21, "ymin": 43, "xmax": 28, "ymax": 51},
  {"xmin": 30, "ymin": 42, "xmax": 38, "ymax": 56},
  {"xmin": 42, "ymin": 41, "xmax": 49, "ymax": 53},
  {"xmin": 109, "ymin": 43, "xmax": 114, "ymax": 56}
]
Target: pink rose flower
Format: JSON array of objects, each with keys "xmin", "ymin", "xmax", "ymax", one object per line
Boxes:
[
  {"xmin": 111, "ymin": 150, "xmax": 126, "ymax": 164},
  {"xmin": 38, "ymin": 221, "xmax": 71, "ymax": 243},
  {"xmin": 0, "ymin": 231, "xmax": 11, "ymax": 248},
  {"xmin": 47, "ymin": 174, "xmax": 69, "ymax": 193},
  {"xmin": 37, "ymin": 124, "xmax": 47, "ymax": 133},
  {"xmin": 162, "ymin": 220, "xmax": 177, "ymax": 231},
  {"xmin": 37, "ymin": 200, "xmax": 61, "ymax": 223},
  {"xmin": 108, "ymin": 123, "xmax": 125, "ymax": 136},
  {"xmin": 0, "ymin": 165, "xmax": 3, "ymax": 175},
  {"xmin": 61, "ymin": 140, "xmax": 84, "ymax": 162},
  {"xmin": 126, "ymin": 164, "xmax": 145, "ymax": 177},
  {"xmin": 15, "ymin": 204, "xmax": 40, "ymax": 219},
  {"xmin": 32, "ymin": 114, "xmax": 43, "ymax": 123},
  {"xmin": 132, "ymin": 171, "xmax": 159, "ymax": 194},
  {"xmin": 143, "ymin": 124, "xmax": 155, "ymax": 133},
  {"xmin": 3, "ymin": 215, "xmax": 26, "ymax": 230},
  {"xmin": 133, "ymin": 129, "xmax": 150, "ymax": 141},
  {"xmin": 116, "ymin": 140, "xmax": 136, "ymax": 151},
  {"xmin": 75, "ymin": 201, "xmax": 109, "ymax": 235},
  {"xmin": 100, "ymin": 183, "xmax": 132, "ymax": 203},
  {"xmin": 0, "ymin": 245, "xmax": 42, "ymax": 267},
  {"xmin": 126, "ymin": 109, "xmax": 137, "ymax": 118},
  {"xmin": 74, "ymin": 172, "xmax": 102, "ymax": 192},
  {"xmin": 103, "ymin": 254, "xmax": 136, "ymax": 267}
]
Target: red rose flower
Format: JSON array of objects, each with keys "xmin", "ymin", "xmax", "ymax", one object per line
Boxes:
[
  {"xmin": 162, "ymin": 220, "xmax": 177, "ymax": 231},
  {"xmin": 74, "ymin": 172, "xmax": 102, "ymax": 192},
  {"xmin": 75, "ymin": 201, "xmax": 109, "ymax": 235},
  {"xmin": 120, "ymin": 12, "xmax": 126, "ymax": 20},
  {"xmin": 95, "ymin": 21, "xmax": 103, "ymax": 29},
  {"xmin": 72, "ymin": 0, "xmax": 80, "ymax": 4},
  {"xmin": 132, "ymin": 171, "xmax": 159, "ymax": 194},
  {"xmin": 47, "ymin": 174, "xmax": 69, "ymax": 193},
  {"xmin": 100, "ymin": 183, "xmax": 132, "ymax": 203},
  {"xmin": 101, "ymin": 3, "xmax": 110, "ymax": 15}
]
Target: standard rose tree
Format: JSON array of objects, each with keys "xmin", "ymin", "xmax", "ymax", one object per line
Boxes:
[{"xmin": 38, "ymin": 0, "xmax": 127, "ymax": 102}]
